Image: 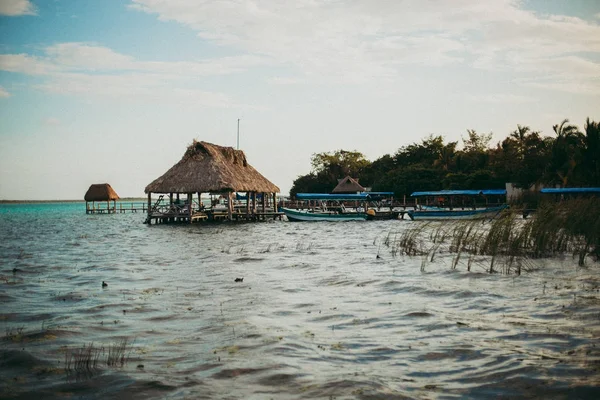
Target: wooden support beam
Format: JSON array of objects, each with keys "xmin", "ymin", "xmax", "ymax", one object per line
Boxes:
[
  {"xmin": 188, "ymin": 192, "xmax": 193, "ymax": 223},
  {"xmin": 246, "ymin": 191, "xmax": 250, "ymax": 216},
  {"xmin": 147, "ymin": 193, "xmax": 151, "ymax": 223}
]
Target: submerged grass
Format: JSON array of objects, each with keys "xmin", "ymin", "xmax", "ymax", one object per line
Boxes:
[{"xmin": 388, "ymin": 198, "xmax": 600, "ymax": 274}]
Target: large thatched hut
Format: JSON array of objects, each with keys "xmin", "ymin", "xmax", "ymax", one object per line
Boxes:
[
  {"xmin": 84, "ymin": 183, "xmax": 120, "ymax": 214},
  {"xmin": 144, "ymin": 140, "xmax": 280, "ymax": 223},
  {"xmin": 332, "ymin": 176, "xmax": 365, "ymax": 194}
]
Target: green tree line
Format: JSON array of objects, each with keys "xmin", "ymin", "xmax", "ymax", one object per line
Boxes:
[{"xmin": 290, "ymin": 118, "xmax": 600, "ymax": 197}]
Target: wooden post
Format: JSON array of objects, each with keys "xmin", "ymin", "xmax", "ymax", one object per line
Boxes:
[
  {"xmin": 188, "ymin": 192, "xmax": 193, "ymax": 223},
  {"xmin": 147, "ymin": 192, "xmax": 152, "ymax": 224},
  {"xmin": 261, "ymin": 192, "xmax": 266, "ymax": 215},
  {"xmin": 246, "ymin": 192, "xmax": 250, "ymax": 219},
  {"xmin": 252, "ymin": 192, "xmax": 257, "ymax": 213},
  {"xmin": 227, "ymin": 192, "xmax": 233, "ymax": 220},
  {"xmin": 273, "ymin": 193, "xmax": 277, "ymax": 218}
]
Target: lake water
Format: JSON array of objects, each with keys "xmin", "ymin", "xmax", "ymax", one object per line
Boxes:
[{"xmin": 1, "ymin": 202, "xmax": 599, "ymax": 399}]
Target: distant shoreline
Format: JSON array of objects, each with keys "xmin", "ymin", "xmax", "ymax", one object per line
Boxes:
[{"xmin": 0, "ymin": 198, "xmax": 147, "ymax": 204}]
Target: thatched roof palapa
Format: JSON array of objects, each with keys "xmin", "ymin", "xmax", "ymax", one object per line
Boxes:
[
  {"xmin": 145, "ymin": 140, "xmax": 280, "ymax": 194},
  {"xmin": 331, "ymin": 176, "xmax": 365, "ymax": 194},
  {"xmin": 84, "ymin": 183, "xmax": 120, "ymax": 202}
]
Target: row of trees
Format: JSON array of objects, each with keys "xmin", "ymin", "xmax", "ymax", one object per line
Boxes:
[{"xmin": 290, "ymin": 118, "xmax": 600, "ymax": 197}]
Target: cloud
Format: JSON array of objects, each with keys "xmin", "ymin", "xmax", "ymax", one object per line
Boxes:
[
  {"xmin": 0, "ymin": 0, "xmax": 36, "ymax": 16},
  {"xmin": 0, "ymin": 53, "xmax": 57, "ymax": 75},
  {"xmin": 42, "ymin": 117, "xmax": 61, "ymax": 126},
  {"xmin": 0, "ymin": 42, "xmax": 271, "ymax": 107},
  {"xmin": 0, "ymin": 86, "xmax": 10, "ymax": 98},
  {"xmin": 130, "ymin": 0, "xmax": 600, "ymax": 93},
  {"xmin": 468, "ymin": 94, "xmax": 536, "ymax": 104}
]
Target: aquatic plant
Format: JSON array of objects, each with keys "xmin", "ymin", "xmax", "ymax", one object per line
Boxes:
[
  {"xmin": 65, "ymin": 343, "xmax": 103, "ymax": 373},
  {"xmin": 64, "ymin": 337, "xmax": 133, "ymax": 374},
  {"xmin": 387, "ymin": 198, "xmax": 600, "ymax": 273},
  {"xmin": 107, "ymin": 337, "xmax": 132, "ymax": 367}
]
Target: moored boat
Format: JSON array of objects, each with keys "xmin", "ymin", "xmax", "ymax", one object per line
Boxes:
[
  {"xmin": 281, "ymin": 193, "xmax": 371, "ymax": 221},
  {"xmin": 281, "ymin": 207, "xmax": 368, "ymax": 221},
  {"xmin": 406, "ymin": 190, "xmax": 508, "ymax": 220}
]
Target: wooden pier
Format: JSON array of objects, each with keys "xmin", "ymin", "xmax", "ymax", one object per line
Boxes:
[
  {"xmin": 144, "ymin": 195, "xmax": 283, "ymax": 224},
  {"xmin": 86, "ymin": 202, "xmax": 148, "ymax": 214}
]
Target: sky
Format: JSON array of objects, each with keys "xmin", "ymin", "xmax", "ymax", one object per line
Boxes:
[{"xmin": 1, "ymin": 0, "xmax": 599, "ymax": 200}]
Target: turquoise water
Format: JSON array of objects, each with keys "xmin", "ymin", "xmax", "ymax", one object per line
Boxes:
[{"xmin": 1, "ymin": 202, "xmax": 599, "ymax": 399}]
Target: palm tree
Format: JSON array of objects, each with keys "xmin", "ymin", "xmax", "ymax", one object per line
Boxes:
[
  {"xmin": 582, "ymin": 118, "xmax": 600, "ymax": 185},
  {"xmin": 550, "ymin": 119, "xmax": 583, "ymax": 187},
  {"xmin": 434, "ymin": 142, "xmax": 457, "ymax": 171},
  {"xmin": 510, "ymin": 125, "xmax": 530, "ymax": 161}
]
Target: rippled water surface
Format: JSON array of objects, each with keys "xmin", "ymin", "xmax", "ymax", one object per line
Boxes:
[{"xmin": 1, "ymin": 202, "xmax": 599, "ymax": 399}]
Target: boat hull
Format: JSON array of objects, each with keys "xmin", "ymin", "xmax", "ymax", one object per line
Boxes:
[
  {"xmin": 407, "ymin": 205, "xmax": 508, "ymax": 220},
  {"xmin": 281, "ymin": 208, "xmax": 367, "ymax": 222}
]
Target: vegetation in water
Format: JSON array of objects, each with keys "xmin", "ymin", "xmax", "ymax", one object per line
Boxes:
[
  {"xmin": 64, "ymin": 337, "xmax": 133, "ymax": 375},
  {"xmin": 386, "ymin": 198, "xmax": 600, "ymax": 274}
]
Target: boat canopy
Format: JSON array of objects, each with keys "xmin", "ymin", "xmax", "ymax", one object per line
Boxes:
[
  {"xmin": 367, "ymin": 192, "xmax": 394, "ymax": 195},
  {"xmin": 540, "ymin": 188, "xmax": 600, "ymax": 194},
  {"xmin": 296, "ymin": 193, "xmax": 370, "ymax": 200},
  {"xmin": 410, "ymin": 189, "xmax": 507, "ymax": 197}
]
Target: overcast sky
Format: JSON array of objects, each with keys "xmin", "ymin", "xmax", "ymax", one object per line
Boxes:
[{"xmin": 1, "ymin": 0, "xmax": 599, "ymax": 199}]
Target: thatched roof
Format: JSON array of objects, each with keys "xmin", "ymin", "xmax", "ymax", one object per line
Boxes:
[
  {"xmin": 331, "ymin": 176, "xmax": 365, "ymax": 194},
  {"xmin": 84, "ymin": 183, "xmax": 120, "ymax": 201},
  {"xmin": 145, "ymin": 140, "xmax": 280, "ymax": 194}
]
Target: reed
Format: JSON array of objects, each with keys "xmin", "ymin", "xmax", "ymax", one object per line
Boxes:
[
  {"xmin": 387, "ymin": 198, "xmax": 599, "ymax": 273},
  {"xmin": 64, "ymin": 337, "xmax": 133, "ymax": 374},
  {"xmin": 107, "ymin": 337, "xmax": 131, "ymax": 367},
  {"xmin": 65, "ymin": 342, "xmax": 103, "ymax": 373}
]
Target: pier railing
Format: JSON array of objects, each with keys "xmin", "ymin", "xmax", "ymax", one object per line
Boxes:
[{"xmin": 86, "ymin": 202, "xmax": 147, "ymax": 214}]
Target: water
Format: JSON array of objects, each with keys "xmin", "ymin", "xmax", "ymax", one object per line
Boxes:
[{"xmin": 1, "ymin": 202, "xmax": 599, "ymax": 399}]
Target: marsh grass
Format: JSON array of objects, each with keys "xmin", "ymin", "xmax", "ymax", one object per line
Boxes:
[
  {"xmin": 65, "ymin": 343, "xmax": 103, "ymax": 373},
  {"xmin": 107, "ymin": 337, "xmax": 132, "ymax": 367},
  {"xmin": 388, "ymin": 198, "xmax": 599, "ymax": 274},
  {"xmin": 64, "ymin": 337, "xmax": 133, "ymax": 374}
]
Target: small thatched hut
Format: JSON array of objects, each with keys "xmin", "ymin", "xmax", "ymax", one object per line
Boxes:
[
  {"xmin": 332, "ymin": 176, "xmax": 365, "ymax": 194},
  {"xmin": 84, "ymin": 183, "xmax": 120, "ymax": 214},
  {"xmin": 144, "ymin": 140, "xmax": 280, "ymax": 223}
]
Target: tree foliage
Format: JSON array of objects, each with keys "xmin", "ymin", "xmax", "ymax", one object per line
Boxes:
[{"xmin": 289, "ymin": 118, "xmax": 600, "ymax": 196}]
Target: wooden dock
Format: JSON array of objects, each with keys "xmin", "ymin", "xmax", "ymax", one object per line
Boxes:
[
  {"xmin": 145, "ymin": 208, "xmax": 284, "ymax": 224},
  {"xmin": 144, "ymin": 196, "xmax": 283, "ymax": 224},
  {"xmin": 86, "ymin": 202, "xmax": 148, "ymax": 214}
]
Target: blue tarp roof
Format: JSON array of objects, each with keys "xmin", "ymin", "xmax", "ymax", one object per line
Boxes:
[
  {"xmin": 367, "ymin": 192, "xmax": 394, "ymax": 196},
  {"xmin": 296, "ymin": 193, "xmax": 369, "ymax": 200},
  {"xmin": 410, "ymin": 189, "xmax": 506, "ymax": 197},
  {"xmin": 540, "ymin": 188, "xmax": 600, "ymax": 194}
]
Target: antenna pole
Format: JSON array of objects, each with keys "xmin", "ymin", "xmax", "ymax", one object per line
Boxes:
[{"xmin": 237, "ymin": 118, "xmax": 240, "ymax": 149}]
